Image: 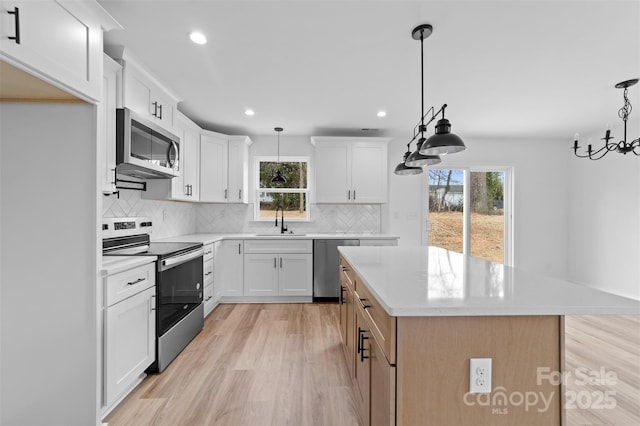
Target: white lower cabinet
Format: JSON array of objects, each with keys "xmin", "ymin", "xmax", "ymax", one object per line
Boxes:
[
  {"xmin": 103, "ymin": 262, "xmax": 156, "ymax": 413},
  {"xmin": 217, "ymin": 239, "xmax": 244, "ymax": 297},
  {"xmin": 203, "ymin": 243, "xmax": 215, "ymax": 316},
  {"xmin": 242, "ymin": 240, "xmax": 313, "ymax": 299}
]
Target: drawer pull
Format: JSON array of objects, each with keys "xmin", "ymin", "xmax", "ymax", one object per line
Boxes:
[
  {"xmin": 360, "ymin": 335, "xmax": 369, "ymax": 362},
  {"xmin": 205, "ymin": 250, "xmax": 212, "ymax": 255},
  {"xmin": 359, "ymin": 298, "xmax": 371, "ymax": 309},
  {"xmin": 340, "ymin": 286, "xmax": 346, "ymax": 304},
  {"xmin": 205, "ymin": 296, "xmax": 212, "ymax": 301},
  {"xmin": 150, "ymin": 295, "xmax": 156, "ymax": 312},
  {"xmin": 204, "ymin": 271, "xmax": 213, "ymax": 276},
  {"xmin": 7, "ymin": 7, "xmax": 20, "ymax": 44},
  {"xmin": 127, "ymin": 277, "xmax": 145, "ymax": 286}
]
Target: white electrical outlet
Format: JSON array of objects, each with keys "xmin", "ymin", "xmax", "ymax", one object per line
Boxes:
[{"xmin": 469, "ymin": 358, "xmax": 492, "ymax": 393}]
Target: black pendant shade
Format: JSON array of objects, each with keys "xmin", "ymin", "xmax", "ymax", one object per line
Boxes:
[
  {"xmin": 271, "ymin": 127, "xmax": 287, "ymax": 184},
  {"xmin": 405, "ymin": 137, "xmax": 442, "ymax": 167},
  {"xmin": 420, "ymin": 118, "xmax": 466, "ymax": 155},
  {"xmin": 394, "ymin": 146, "xmax": 423, "ymax": 175}
]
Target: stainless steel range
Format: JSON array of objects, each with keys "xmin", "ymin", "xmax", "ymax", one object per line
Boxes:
[{"xmin": 103, "ymin": 217, "xmax": 204, "ymax": 372}]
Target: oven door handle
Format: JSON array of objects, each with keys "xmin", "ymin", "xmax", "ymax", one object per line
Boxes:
[{"xmin": 159, "ymin": 248, "xmax": 204, "ymax": 271}]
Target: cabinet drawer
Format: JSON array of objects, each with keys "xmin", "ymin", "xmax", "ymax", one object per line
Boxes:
[
  {"xmin": 339, "ymin": 256, "xmax": 356, "ymax": 289},
  {"xmin": 203, "ymin": 243, "xmax": 214, "ymax": 260},
  {"xmin": 243, "ymin": 239, "xmax": 312, "ymax": 254},
  {"xmin": 354, "ymin": 278, "xmax": 396, "ymax": 364},
  {"xmin": 203, "ymin": 283, "xmax": 214, "ymax": 303},
  {"xmin": 105, "ymin": 262, "xmax": 155, "ymax": 307},
  {"xmin": 204, "ymin": 258, "xmax": 214, "ymax": 280}
]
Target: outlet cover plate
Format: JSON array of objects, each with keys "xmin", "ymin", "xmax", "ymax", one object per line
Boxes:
[{"xmin": 469, "ymin": 358, "xmax": 492, "ymax": 393}]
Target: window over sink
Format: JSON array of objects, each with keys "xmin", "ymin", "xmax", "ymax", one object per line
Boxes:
[{"xmin": 254, "ymin": 157, "xmax": 310, "ymax": 221}]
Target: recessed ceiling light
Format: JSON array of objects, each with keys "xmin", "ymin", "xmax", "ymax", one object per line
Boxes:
[
  {"xmin": 189, "ymin": 32, "xmax": 207, "ymax": 45},
  {"xmin": 245, "ymin": 109, "xmax": 255, "ymax": 116},
  {"xmin": 377, "ymin": 111, "xmax": 387, "ymax": 117}
]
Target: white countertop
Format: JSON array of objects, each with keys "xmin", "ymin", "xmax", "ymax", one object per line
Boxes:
[
  {"xmin": 338, "ymin": 246, "xmax": 640, "ymax": 317},
  {"xmin": 101, "ymin": 255, "xmax": 157, "ymax": 276},
  {"xmin": 156, "ymin": 233, "xmax": 399, "ymax": 245}
]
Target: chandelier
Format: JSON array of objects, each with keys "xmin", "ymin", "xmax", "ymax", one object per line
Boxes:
[
  {"xmin": 394, "ymin": 24, "xmax": 465, "ymax": 176},
  {"xmin": 573, "ymin": 79, "xmax": 640, "ymax": 160}
]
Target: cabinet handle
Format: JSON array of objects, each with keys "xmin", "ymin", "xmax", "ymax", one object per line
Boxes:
[
  {"xmin": 224, "ymin": 189, "xmax": 228, "ymax": 199},
  {"xmin": 359, "ymin": 298, "xmax": 371, "ymax": 309},
  {"xmin": 239, "ymin": 189, "xmax": 242, "ymax": 200},
  {"xmin": 280, "ymin": 257, "xmax": 283, "ymax": 268},
  {"xmin": 238, "ymin": 243, "xmax": 241, "ymax": 255},
  {"xmin": 7, "ymin": 7, "xmax": 20, "ymax": 44},
  {"xmin": 360, "ymin": 335, "xmax": 369, "ymax": 362},
  {"xmin": 348, "ymin": 189, "xmax": 351, "ymax": 200},
  {"xmin": 127, "ymin": 277, "xmax": 145, "ymax": 286},
  {"xmin": 152, "ymin": 101, "xmax": 159, "ymax": 117},
  {"xmin": 353, "ymin": 190, "xmax": 356, "ymax": 201},
  {"xmin": 274, "ymin": 257, "xmax": 277, "ymax": 268},
  {"xmin": 158, "ymin": 104, "xmax": 163, "ymax": 119},
  {"xmin": 205, "ymin": 295, "xmax": 212, "ymax": 301},
  {"xmin": 150, "ymin": 295, "xmax": 156, "ymax": 312},
  {"xmin": 204, "ymin": 249, "xmax": 212, "ymax": 255},
  {"xmin": 340, "ymin": 286, "xmax": 345, "ymax": 304},
  {"xmin": 204, "ymin": 271, "xmax": 212, "ymax": 276}
]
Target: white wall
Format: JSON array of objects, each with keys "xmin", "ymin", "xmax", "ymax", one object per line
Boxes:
[
  {"xmin": 1, "ymin": 104, "xmax": 98, "ymax": 425},
  {"xmin": 388, "ymin": 135, "xmax": 571, "ymax": 278},
  {"xmin": 567, "ymin": 119, "xmax": 640, "ymax": 300}
]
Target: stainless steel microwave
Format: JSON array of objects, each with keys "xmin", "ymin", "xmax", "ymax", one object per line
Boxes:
[{"xmin": 115, "ymin": 108, "xmax": 180, "ymax": 179}]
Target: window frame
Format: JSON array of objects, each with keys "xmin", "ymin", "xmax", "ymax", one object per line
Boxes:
[
  {"xmin": 424, "ymin": 166, "xmax": 514, "ymax": 266},
  {"xmin": 253, "ymin": 155, "xmax": 311, "ymax": 222}
]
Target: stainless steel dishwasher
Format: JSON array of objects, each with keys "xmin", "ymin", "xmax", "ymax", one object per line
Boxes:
[{"xmin": 313, "ymin": 239, "xmax": 360, "ymax": 300}]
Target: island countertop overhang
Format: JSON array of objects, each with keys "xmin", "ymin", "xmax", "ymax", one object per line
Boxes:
[{"xmin": 337, "ymin": 246, "xmax": 640, "ymax": 317}]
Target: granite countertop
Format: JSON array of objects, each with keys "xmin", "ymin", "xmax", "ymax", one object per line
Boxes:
[
  {"xmin": 338, "ymin": 245, "xmax": 640, "ymax": 317},
  {"xmin": 155, "ymin": 233, "xmax": 400, "ymax": 245}
]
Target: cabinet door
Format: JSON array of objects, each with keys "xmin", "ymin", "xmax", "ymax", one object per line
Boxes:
[
  {"xmin": 182, "ymin": 125, "xmax": 200, "ymax": 200},
  {"xmin": 200, "ymin": 134, "xmax": 228, "ymax": 202},
  {"xmin": 351, "ymin": 143, "xmax": 388, "ymax": 203},
  {"xmin": 244, "ymin": 254, "xmax": 279, "ymax": 297},
  {"xmin": 370, "ymin": 335, "xmax": 396, "ymax": 426},
  {"xmin": 278, "ymin": 253, "xmax": 312, "ymax": 296},
  {"xmin": 104, "ymin": 286, "xmax": 155, "ymax": 407},
  {"xmin": 227, "ymin": 138, "xmax": 248, "ymax": 203},
  {"xmin": 315, "ymin": 143, "xmax": 350, "ymax": 203},
  {"xmin": 218, "ymin": 240, "xmax": 243, "ymax": 296},
  {"xmin": 0, "ymin": 0, "xmax": 102, "ymax": 101},
  {"xmin": 354, "ymin": 304, "xmax": 371, "ymax": 425},
  {"xmin": 100, "ymin": 54, "xmax": 119, "ymax": 194}
]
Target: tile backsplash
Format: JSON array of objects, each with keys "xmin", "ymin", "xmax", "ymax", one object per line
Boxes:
[
  {"xmin": 197, "ymin": 203, "xmax": 381, "ymax": 234},
  {"xmin": 103, "ymin": 189, "xmax": 381, "ymax": 238},
  {"xmin": 102, "ymin": 189, "xmax": 197, "ymax": 240}
]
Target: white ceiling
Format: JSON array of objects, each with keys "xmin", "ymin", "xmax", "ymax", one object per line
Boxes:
[{"xmin": 99, "ymin": 0, "xmax": 640, "ymax": 141}]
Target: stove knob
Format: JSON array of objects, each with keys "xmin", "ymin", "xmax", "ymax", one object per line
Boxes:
[{"xmin": 196, "ymin": 282, "xmax": 201, "ymax": 290}]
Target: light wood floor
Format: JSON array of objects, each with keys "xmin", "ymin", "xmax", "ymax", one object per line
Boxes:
[
  {"xmin": 564, "ymin": 315, "xmax": 640, "ymax": 426},
  {"xmin": 104, "ymin": 303, "xmax": 360, "ymax": 426},
  {"xmin": 105, "ymin": 306, "xmax": 639, "ymax": 426}
]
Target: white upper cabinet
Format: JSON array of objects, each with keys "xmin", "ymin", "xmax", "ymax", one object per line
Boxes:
[
  {"xmin": 200, "ymin": 131, "xmax": 252, "ymax": 203},
  {"xmin": 312, "ymin": 137, "xmax": 390, "ymax": 204},
  {"xmin": 104, "ymin": 46, "xmax": 179, "ymax": 132},
  {"xmin": 0, "ymin": 0, "xmax": 119, "ymax": 102},
  {"xmin": 99, "ymin": 54, "xmax": 120, "ymax": 195},
  {"xmin": 144, "ymin": 111, "xmax": 200, "ymax": 201}
]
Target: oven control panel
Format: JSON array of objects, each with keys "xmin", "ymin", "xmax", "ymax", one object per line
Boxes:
[{"xmin": 102, "ymin": 217, "xmax": 153, "ymax": 238}]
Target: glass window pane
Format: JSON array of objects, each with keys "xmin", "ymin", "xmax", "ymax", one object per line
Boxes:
[
  {"xmin": 259, "ymin": 161, "xmax": 308, "ymax": 189},
  {"xmin": 470, "ymin": 171, "xmax": 504, "ymax": 263},
  {"xmin": 428, "ymin": 169, "xmax": 464, "ymax": 254},
  {"xmin": 258, "ymin": 192, "xmax": 308, "ymax": 220}
]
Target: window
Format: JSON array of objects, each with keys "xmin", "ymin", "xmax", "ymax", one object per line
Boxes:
[
  {"xmin": 427, "ymin": 167, "xmax": 513, "ymax": 265},
  {"xmin": 255, "ymin": 157, "xmax": 309, "ymax": 221}
]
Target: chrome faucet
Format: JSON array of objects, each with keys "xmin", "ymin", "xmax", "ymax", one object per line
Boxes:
[{"xmin": 274, "ymin": 207, "xmax": 288, "ymax": 234}]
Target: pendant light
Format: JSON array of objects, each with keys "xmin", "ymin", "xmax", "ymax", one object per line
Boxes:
[
  {"xmin": 271, "ymin": 127, "xmax": 286, "ymax": 183},
  {"xmin": 394, "ymin": 143, "xmax": 423, "ymax": 175},
  {"xmin": 405, "ymin": 24, "xmax": 442, "ymax": 168},
  {"xmin": 394, "ymin": 23, "xmax": 466, "ymax": 176}
]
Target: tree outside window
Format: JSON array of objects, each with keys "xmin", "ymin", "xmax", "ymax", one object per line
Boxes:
[{"xmin": 255, "ymin": 158, "xmax": 309, "ymax": 221}]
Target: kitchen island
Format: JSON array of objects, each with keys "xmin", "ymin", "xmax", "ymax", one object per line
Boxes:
[{"xmin": 337, "ymin": 246, "xmax": 639, "ymax": 426}]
